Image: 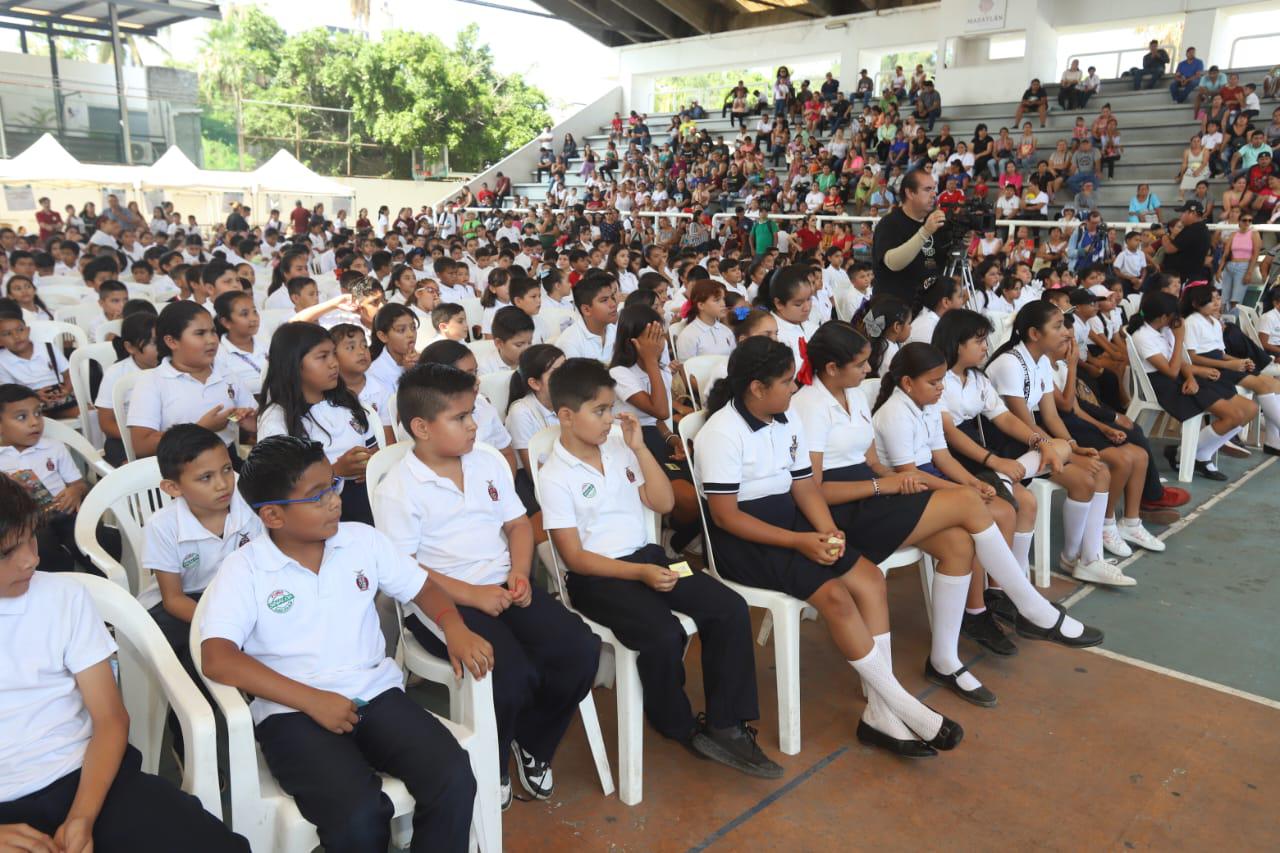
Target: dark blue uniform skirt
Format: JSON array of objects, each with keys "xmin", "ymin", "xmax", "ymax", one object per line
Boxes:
[{"xmin": 824, "ymin": 463, "xmax": 930, "ymax": 563}]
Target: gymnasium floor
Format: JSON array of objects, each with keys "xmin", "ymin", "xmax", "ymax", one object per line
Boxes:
[{"xmin": 499, "ymin": 447, "xmax": 1280, "ymax": 851}]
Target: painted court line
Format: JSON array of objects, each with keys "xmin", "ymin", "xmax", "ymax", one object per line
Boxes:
[
  {"xmin": 1081, "ymin": 646, "xmax": 1280, "ymax": 712},
  {"xmin": 1058, "ymin": 456, "xmax": 1277, "ymax": 611}
]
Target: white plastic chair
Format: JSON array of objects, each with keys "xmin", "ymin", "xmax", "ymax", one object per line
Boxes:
[
  {"xmin": 1124, "ymin": 331, "xmax": 1202, "ymax": 483},
  {"xmin": 478, "ymin": 368, "xmax": 515, "ymax": 421},
  {"xmin": 113, "ymin": 368, "xmax": 148, "ymax": 462},
  {"xmin": 189, "ymin": 597, "xmax": 496, "ymax": 853},
  {"xmin": 1029, "ymin": 478, "xmax": 1061, "ymax": 588},
  {"xmin": 29, "ymin": 318, "xmax": 88, "ymax": 353},
  {"xmin": 73, "ymin": 456, "xmax": 168, "ymax": 593},
  {"xmin": 65, "ymin": 574, "xmax": 222, "ymax": 818},
  {"xmin": 43, "ymin": 417, "xmax": 113, "ymax": 482},
  {"xmin": 68, "ymin": 341, "xmax": 117, "ymax": 448},
  {"xmin": 460, "ymin": 297, "xmax": 484, "ymax": 337},
  {"xmin": 99, "ymin": 318, "xmax": 123, "ymax": 340},
  {"xmin": 682, "ymin": 354, "xmax": 727, "ymax": 409},
  {"xmin": 467, "ymin": 338, "xmax": 497, "ymax": 364},
  {"xmin": 366, "ymin": 441, "xmax": 615, "ymax": 806},
  {"xmin": 537, "ymin": 304, "xmax": 573, "ymax": 339},
  {"xmin": 55, "ymin": 301, "xmax": 101, "ymax": 333},
  {"xmin": 528, "ymin": 425, "xmax": 693, "ymax": 806}
]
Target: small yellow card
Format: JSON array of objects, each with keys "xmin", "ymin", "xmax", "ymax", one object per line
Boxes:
[{"xmin": 669, "ymin": 561, "xmax": 693, "ymax": 578}]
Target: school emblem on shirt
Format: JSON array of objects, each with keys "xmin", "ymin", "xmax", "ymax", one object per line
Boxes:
[
  {"xmin": 45, "ymin": 458, "xmax": 55, "ymax": 472},
  {"xmin": 237, "ymin": 533, "xmax": 251, "ymax": 548},
  {"xmin": 581, "ymin": 483, "xmax": 597, "ymax": 499},
  {"xmin": 625, "ymin": 467, "xmax": 636, "ymax": 483},
  {"xmin": 266, "ymin": 589, "xmax": 295, "ymax": 614},
  {"xmin": 355, "ymin": 571, "xmax": 369, "ymax": 591},
  {"xmin": 789, "ymin": 435, "xmax": 798, "ymax": 464},
  {"xmin": 487, "ymin": 480, "xmax": 499, "ymax": 501},
  {"xmin": 181, "ymin": 552, "xmax": 200, "ymax": 571}
]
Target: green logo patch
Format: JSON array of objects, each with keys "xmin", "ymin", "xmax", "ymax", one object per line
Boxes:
[
  {"xmin": 581, "ymin": 483, "xmax": 597, "ymax": 499},
  {"xmin": 181, "ymin": 552, "xmax": 200, "ymax": 571},
  {"xmin": 266, "ymin": 589, "xmax": 295, "ymax": 614}
]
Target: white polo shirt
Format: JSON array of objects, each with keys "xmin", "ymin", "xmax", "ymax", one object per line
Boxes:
[
  {"xmin": 988, "ymin": 343, "xmax": 1055, "ymax": 412},
  {"xmin": 772, "ymin": 313, "xmax": 815, "ymax": 376},
  {"xmin": 474, "ymin": 347, "xmax": 511, "ymax": 378},
  {"xmin": 358, "ymin": 376, "xmax": 394, "ymax": 428},
  {"xmin": 540, "ymin": 433, "xmax": 648, "ymax": 559},
  {"xmin": 835, "ymin": 286, "xmax": 870, "ymax": 324},
  {"xmin": 480, "ymin": 301, "xmax": 512, "ymax": 336},
  {"xmin": 126, "ymin": 359, "xmax": 254, "ymax": 446},
  {"xmin": 215, "ymin": 337, "xmax": 268, "ymax": 396},
  {"xmin": 694, "ymin": 397, "xmax": 812, "ymax": 502},
  {"xmin": 0, "ymin": 437, "xmax": 80, "ymax": 504},
  {"xmin": 0, "ymin": 573, "xmax": 117, "ymax": 801},
  {"xmin": 940, "ymin": 368, "xmax": 1008, "ymax": 426},
  {"xmin": 257, "ymin": 399, "xmax": 379, "ymax": 464},
  {"xmin": 375, "ymin": 445, "xmax": 523, "ymax": 593},
  {"xmin": 366, "ymin": 348, "xmax": 404, "ymax": 391},
  {"xmin": 0, "ymin": 342, "xmax": 66, "ymax": 390},
  {"xmin": 1131, "ymin": 324, "xmax": 1176, "ymax": 373},
  {"xmin": 792, "ymin": 380, "xmax": 875, "ymax": 470},
  {"xmin": 1183, "ymin": 311, "xmax": 1226, "ymax": 354},
  {"xmin": 676, "ymin": 317, "xmax": 735, "ymax": 360},
  {"xmin": 439, "ymin": 282, "xmax": 474, "ymax": 303},
  {"xmin": 199, "ymin": 522, "xmax": 427, "ymax": 725},
  {"xmin": 139, "ymin": 491, "xmax": 263, "ymax": 610},
  {"xmin": 504, "ymin": 394, "xmax": 556, "ymax": 455},
  {"xmin": 476, "ymin": 393, "xmax": 512, "ymax": 450},
  {"xmin": 93, "ymin": 357, "xmax": 141, "ymax": 411},
  {"xmin": 872, "ymin": 386, "xmax": 946, "ymax": 467},
  {"xmin": 555, "ymin": 319, "xmax": 617, "ymax": 362},
  {"xmin": 906, "ymin": 308, "xmax": 941, "ymax": 345},
  {"xmin": 1259, "ymin": 309, "xmax": 1280, "ymax": 343},
  {"xmin": 610, "ymin": 358, "xmax": 671, "ymax": 428}
]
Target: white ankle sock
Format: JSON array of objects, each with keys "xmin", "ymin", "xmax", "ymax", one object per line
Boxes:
[
  {"xmin": 860, "ymin": 634, "xmax": 916, "ymax": 740},
  {"xmin": 972, "ymin": 524, "xmax": 1083, "ymax": 638},
  {"xmin": 1081, "ymin": 492, "xmax": 1109, "ymax": 563},
  {"xmin": 850, "ymin": 643, "xmax": 942, "ymax": 741},
  {"xmin": 929, "ymin": 573, "xmax": 981, "ymax": 691},
  {"xmin": 1103, "ymin": 516, "xmax": 1118, "ymax": 533},
  {"xmin": 1196, "ymin": 423, "xmax": 1236, "ymax": 462},
  {"xmin": 1062, "ymin": 498, "xmax": 1090, "ymax": 562},
  {"xmin": 1012, "ymin": 530, "xmax": 1034, "ymax": 573}
]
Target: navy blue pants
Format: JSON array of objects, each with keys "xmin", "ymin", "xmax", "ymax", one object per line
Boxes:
[
  {"xmin": 408, "ymin": 585, "xmax": 600, "ymax": 779},
  {"xmin": 0, "ymin": 745, "xmax": 247, "ymax": 852},
  {"xmin": 255, "ymin": 687, "xmax": 475, "ymax": 853}
]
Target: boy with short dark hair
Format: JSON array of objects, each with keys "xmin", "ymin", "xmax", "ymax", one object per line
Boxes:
[
  {"xmin": 510, "ymin": 276, "xmax": 548, "ymax": 343},
  {"xmin": 91, "ymin": 280, "xmax": 129, "ymax": 343},
  {"xmin": 0, "ymin": 307, "xmax": 77, "ymax": 420},
  {"xmin": 540, "ymin": 358, "xmax": 782, "ymax": 777},
  {"xmin": 375, "ymin": 364, "xmax": 600, "ymax": 809},
  {"xmin": 476, "ymin": 307, "xmax": 534, "ymax": 376},
  {"xmin": 555, "ymin": 273, "xmax": 618, "ymax": 361},
  {"xmin": 0, "ymin": 476, "xmax": 249, "ymax": 852},
  {"xmin": 200, "ymin": 435, "xmax": 486, "ymax": 852},
  {"xmin": 431, "ymin": 303, "xmax": 468, "ymax": 342}
]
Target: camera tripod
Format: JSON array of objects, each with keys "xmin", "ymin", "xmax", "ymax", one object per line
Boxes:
[{"xmin": 943, "ymin": 253, "xmax": 979, "ymax": 309}]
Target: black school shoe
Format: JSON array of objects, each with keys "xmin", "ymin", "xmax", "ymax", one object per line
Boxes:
[
  {"xmin": 924, "ymin": 658, "xmax": 998, "ymax": 707},
  {"xmin": 918, "ymin": 708, "xmax": 964, "ymax": 751},
  {"xmin": 961, "ymin": 608, "xmax": 1018, "ymax": 656},
  {"xmin": 511, "ymin": 742, "xmax": 554, "ymax": 800},
  {"xmin": 855, "ymin": 720, "xmax": 937, "ymax": 759},
  {"xmin": 983, "ymin": 588, "xmax": 1019, "ymax": 625},
  {"xmin": 1015, "ymin": 604, "xmax": 1104, "ymax": 648},
  {"xmin": 1163, "ymin": 444, "xmax": 1228, "ymax": 480},
  {"xmin": 691, "ymin": 713, "xmax": 785, "ymax": 779}
]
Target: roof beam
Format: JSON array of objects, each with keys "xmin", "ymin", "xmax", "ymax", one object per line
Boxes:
[
  {"xmin": 550, "ymin": 0, "xmax": 645, "ymax": 44},
  {"xmin": 652, "ymin": 0, "xmax": 720, "ymax": 34},
  {"xmin": 804, "ymin": 0, "xmax": 871, "ymax": 15},
  {"xmin": 600, "ymin": 0, "xmax": 690, "ymax": 41},
  {"xmin": 107, "ymin": 1, "xmax": 221, "ymax": 20}
]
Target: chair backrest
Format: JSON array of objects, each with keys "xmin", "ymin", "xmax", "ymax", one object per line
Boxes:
[
  {"xmin": 667, "ymin": 318, "xmax": 687, "ymax": 353},
  {"xmin": 1238, "ymin": 305, "xmax": 1263, "ymax": 348},
  {"xmin": 29, "ymin": 319, "xmax": 88, "ymax": 353},
  {"xmin": 683, "ymin": 354, "xmax": 727, "ymax": 409},
  {"xmin": 112, "ymin": 368, "xmax": 148, "ymax": 462},
  {"xmin": 1122, "ymin": 330, "xmax": 1161, "ymax": 406},
  {"xmin": 68, "ymin": 341, "xmax": 118, "ymax": 448},
  {"xmin": 66, "ymin": 574, "xmax": 222, "ymax": 819},
  {"xmin": 538, "ymin": 304, "xmax": 572, "ymax": 338},
  {"xmin": 43, "ymin": 417, "xmax": 113, "ymax": 482},
  {"xmin": 56, "ymin": 301, "xmax": 101, "ymax": 332},
  {"xmin": 467, "ymin": 338, "xmax": 497, "ymax": 363},
  {"xmin": 98, "ymin": 318, "xmax": 123, "ymax": 340},
  {"xmin": 460, "ymin": 297, "xmax": 484, "ymax": 336},
  {"xmin": 860, "ymin": 376, "xmax": 881, "ymax": 409},
  {"xmin": 479, "ymin": 368, "xmax": 515, "ymax": 420},
  {"xmin": 364, "ymin": 404, "xmax": 388, "ymax": 450},
  {"xmin": 676, "ymin": 410, "xmax": 727, "ymax": 578},
  {"xmin": 257, "ymin": 308, "xmax": 294, "ymax": 341},
  {"xmin": 73, "ymin": 456, "xmax": 168, "ymax": 592}
]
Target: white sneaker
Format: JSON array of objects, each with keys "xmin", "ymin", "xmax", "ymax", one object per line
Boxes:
[
  {"xmin": 1058, "ymin": 553, "xmax": 1080, "ymax": 574},
  {"xmin": 1072, "ymin": 557, "xmax": 1137, "ymax": 587},
  {"xmin": 500, "ymin": 778, "xmax": 512, "ymax": 811},
  {"xmin": 1101, "ymin": 526, "xmax": 1133, "ymax": 558},
  {"xmin": 1119, "ymin": 522, "xmax": 1166, "ymax": 552}
]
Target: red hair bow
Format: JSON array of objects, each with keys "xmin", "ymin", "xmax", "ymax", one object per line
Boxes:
[{"xmin": 796, "ymin": 336, "xmax": 814, "ymax": 386}]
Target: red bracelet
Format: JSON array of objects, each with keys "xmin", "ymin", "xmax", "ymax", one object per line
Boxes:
[{"xmin": 432, "ymin": 607, "xmax": 457, "ymax": 625}]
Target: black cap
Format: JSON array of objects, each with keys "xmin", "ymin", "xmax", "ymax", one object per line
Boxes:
[{"xmin": 1178, "ymin": 200, "xmax": 1204, "ymax": 215}]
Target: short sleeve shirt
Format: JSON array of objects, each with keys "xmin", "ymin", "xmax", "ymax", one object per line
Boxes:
[
  {"xmin": 1182, "ymin": 311, "xmax": 1226, "ymax": 354},
  {"xmin": 872, "ymin": 386, "xmax": 947, "ymax": 467},
  {"xmin": 125, "ymin": 359, "xmax": 254, "ymax": 445},
  {"xmin": 1131, "ymin": 323, "xmax": 1175, "ymax": 372},
  {"xmin": 610, "ymin": 360, "xmax": 671, "ymax": 428},
  {"xmin": 676, "ymin": 318, "xmax": 735, "ymax": 360},
  {"xmin": 0, "ymin": 343, "xmax": 67, "ymax": 390},
  {"xmin": 988, "ymin": 343, "xmax": 1055, "ymax": 412},
  {"xmin": 540, "ymin": 434, "xmax": 649, "ymax": 559},
  {"xmin": 1258, "ymin": 308, "xmax": 1280, "ymax": 341},
  {"xmin": 504, "ymin": 394, "xmax": 557, "ymax": 456},
  {"xmin": 138, "ymin": 491, "xmax": 262, "ymax": 609},
  {"xmin": 0, "ymin": 437, "xmax": 81, "ymax": 503},
  {"xmin": 93, "ymin": 357, "xmax": 140, "ymax": 410},
  {"xmin": 257, "ymin": 399, "xmax": 379, "ymax": 464},
  {"xmin": 940, "ymin": 369, "xmax": 1008, "ymax": 426},
  {"xmin": 792, "ymin": 380, "xmax": 875, "ymax": 470},
  {"xmin": 693, "ymin": 398, "xmax": 812, "ymax": 502}
]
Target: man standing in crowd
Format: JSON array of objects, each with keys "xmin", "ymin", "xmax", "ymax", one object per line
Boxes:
[
  {"xmin": 871, "ymin": 170, "xmax": 946, "ymax": 303},
  {"xmin": 1161, "ymin": 201, "xmax": 1212, "ymax": 284}
]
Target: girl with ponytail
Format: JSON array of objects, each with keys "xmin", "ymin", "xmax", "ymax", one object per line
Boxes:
[
  {"xmin": 505, "ymin": 343, "xmax": 566, "ymax": 543},
  {"xmin": 700, "ymin": 337, "xmax": 968, "ymax": 758},
  {"xmin": 796, "ymin": 323, "xmax": 1100, "ymax": 708},
  {"xmin": 675, "ymin": 279, "xmax": 734, "ymax": 359},
  {"xmin": 907, "ymin": 275, "xmax": 964, "ymax": 345},
  {"xmin": 855, "ymin": 295, "xmax": 912, "ymax": 377}
]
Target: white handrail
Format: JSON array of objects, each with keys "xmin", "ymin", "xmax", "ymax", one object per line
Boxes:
[
  {"xmin": 1067, "ymin": 44, "xmax": 1177, "ymax": 81},
  {"xmin": 1228, "ymin": 33, "xmax": 1280, "ymax": 70}
]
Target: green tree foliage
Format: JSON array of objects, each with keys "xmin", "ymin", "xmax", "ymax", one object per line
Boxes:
[{"xmin": 195, "ymin": 6, "xmax": 550, "ymax": 177}]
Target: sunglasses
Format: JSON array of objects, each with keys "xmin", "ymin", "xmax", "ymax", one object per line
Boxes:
[{"xmin": 250, "ymin": 477, "xmax": 344, "ymax": 509}]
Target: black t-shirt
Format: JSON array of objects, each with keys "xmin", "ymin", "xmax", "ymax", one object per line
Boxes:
[
  {"xmin": 932, "ymin": 134, "xmax": 954, "ymax": 152},
  {"xmin": 1167, "ymin": 221, "xmax": 1211, "ymax": 280},
  {"xmin": 1022, "ymin": 87, "xmax": 1044, "ymax": 103},
  {"xmin": 873, "ymin": 207, "xmax": 942, "ymax": 302}
]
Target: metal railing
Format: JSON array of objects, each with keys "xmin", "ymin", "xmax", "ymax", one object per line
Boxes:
[
  {"xmin": 1067, "ymin": 44, "xmax": 1177, "ymax": 81},
  {"xmin": 1228, "ymin": 32, "xmax": 1280, "ymax": 70}
]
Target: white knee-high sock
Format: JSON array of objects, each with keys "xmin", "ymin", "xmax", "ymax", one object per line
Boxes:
[
  {"xmin": 972, "ymin": 524, "xmax": 1083, "ymax": 638},
  {"xmin": 930, "ymin": 573, "xmax": 981, "ymax": 690},
  {"xmin": 1257, "ymin": 393, "xmax": 1280, "ymax": 447},
  {"xmin": 850, "ymin": 644, "xmax": 942, "ymax": 740},
  {"xmin": 1081, "ymin": 492, "xmax": 1109, "ymax": 563},
  {"xmin": 1196, "ymin": 423, "xmax": 1238, "ymax": 461},
  {"xmin": 1062, "ymin": 498, "xmax": 1090, "ymax": 561},
  {"xmin": 1012, "ymin": 530, "xmax": 1034, "ymax": 574},
  {"xmin": 861, "ymin": 634, "xmax": 916, "ymax": 740}
]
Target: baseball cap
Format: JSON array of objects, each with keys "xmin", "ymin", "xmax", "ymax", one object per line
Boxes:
[
  {"xmin": 1178, "ymin": 200, "xmax": 1204, "ymax": 214},
  {"xmin": 1088, "ymin": 284, "xmax": 1111, "ymax": 298}
]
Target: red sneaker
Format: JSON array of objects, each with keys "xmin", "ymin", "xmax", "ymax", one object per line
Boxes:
[{"xmin": 1142, "ymin": 486, "xmax": 1190, "ymax": 510}]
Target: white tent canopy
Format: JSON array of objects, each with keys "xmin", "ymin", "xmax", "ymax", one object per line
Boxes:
[
  {"xmin": 250, "ymin": 150, "xmax": 353, "ymax": 197},
  {"xmin": 140, "ymin": 146, "xmax": 247, "ymax": 191},
  {"xmin": 0, "ymin": 133, "xmax": 123, "ymax": 186}
]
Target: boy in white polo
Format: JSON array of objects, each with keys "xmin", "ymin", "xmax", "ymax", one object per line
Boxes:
[
  {"xmin": 539, "ymin": 359, "xmax": 781, "ymax": 778},
  {"xmin": 374, "ymin": 363, "xmax": 600, "ymax": 809},
  {"xmin": 142, "ymin": 425, "xmax": 263, "ymax": 666},
  {"xmin": 0, "ymin": 304, "xmax": 77, "ymax": 420},
  {"xmin": 199, "ymin": 436, "xmax": 488, "ymax": 853},
  {"xmin": 0, "ymin": 477, "xmax": 248, "ymax": 852},
  {"xmin": 554, "ymin": 273, "xmax": 618, "ymax": 362}
]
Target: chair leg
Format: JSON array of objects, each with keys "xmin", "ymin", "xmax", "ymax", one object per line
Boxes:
[
  {"xmin": 756, "ymin": 609, "xmax": 774, "ymax": 647},
  {"xmin": 1032, "ymin": 481, "xmax": 1054, "ymax": 588},
  {"xmin": 1179, "ymin": 419, "xmax": 1200, "ymax": 483},
  {"xmin": 614, "ymin": 647, "xmax": 645, "ymax": 806},
  {"xmin": 118, "ymin": 639, "xmax": 166, "ymax": 774},
  {"xmin": 577, "ymin": 693, "xmax": 615, "ymax": 797},
  {"xmin": 771, "ymin": 604, "xmax": 802, "ymax": 756},
  {"xmin": 917, "ymin": 554, "xmax": 935, "ymax": 624}
]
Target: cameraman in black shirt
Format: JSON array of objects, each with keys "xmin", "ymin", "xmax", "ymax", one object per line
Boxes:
[
  {"xmin": 1161, "ymin": 200, "xmax": 1212, "ymax": 282},
  {"xmin": 871, "ymin": 170, "xmax": 947, "ymax": 303}
]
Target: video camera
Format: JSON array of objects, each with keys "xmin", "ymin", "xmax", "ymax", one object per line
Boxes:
[{"xmin": 936, "ymin": 198, "xmax": 996, "ymax": 257}]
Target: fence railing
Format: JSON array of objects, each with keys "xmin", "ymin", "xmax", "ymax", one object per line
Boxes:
[
  {"xmin": 1228, "ymin": 32, "xmax": 1280, "ymax": 70},
  {"xmin": 1066, "ymin": 44, "xmax": 1177, "ymax": 81}
]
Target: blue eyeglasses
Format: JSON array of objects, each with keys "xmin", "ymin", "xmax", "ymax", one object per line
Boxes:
[{"xmin": 250, "ymin": 477, "xmax": 344, "ymax": 509}]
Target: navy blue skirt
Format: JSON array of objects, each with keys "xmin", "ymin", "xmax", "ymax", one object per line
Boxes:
[
  {"xmin": 709, "ymin": 491, "xmax": 862, "ymax": 601},
  {"xmin": 1195, "ymin": 348, "xmax": 1246, "ymax": 399},
  {"xmin": 824, "ymin": 463, "xmax": 930, "ymax": 562},
  {"xmin": 1146, "ymin": 370, "xmax": 1219, "ymax": 422}
]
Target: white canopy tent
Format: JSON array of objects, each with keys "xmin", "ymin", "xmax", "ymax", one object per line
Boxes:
[
  {"xmin": 250, "ymin": 150, "xmax": 355, "ymax": 197},
  {"xmin": 0, "ymin": 134, "xmax": 134, "ymax": 188},
  {"xmin": 139, "ymin": 146, "xmax": 247, "ymax": 191}
]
